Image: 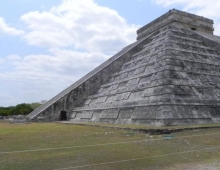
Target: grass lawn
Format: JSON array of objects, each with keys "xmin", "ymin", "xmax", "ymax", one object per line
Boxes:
[{"xmin": 0, "ymin": 120, "xmax": 220, "ymax": 170}]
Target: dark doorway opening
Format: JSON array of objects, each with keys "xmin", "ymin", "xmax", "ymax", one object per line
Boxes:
[
  {"xmin": 191, "ymin": 27, "xmax": 196, "ymax": 31},
  {"xmin": 59, "ymin": 111, "xmax": 67, "ymax": 121}
]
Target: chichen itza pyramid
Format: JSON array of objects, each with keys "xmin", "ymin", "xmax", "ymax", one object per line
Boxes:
[{"xmin": 27, "ymin": 9, "xmax": 220, "ymax": 125}]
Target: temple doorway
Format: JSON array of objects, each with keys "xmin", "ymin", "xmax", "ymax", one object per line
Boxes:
[{"xmin": 59, "ymin": 111, "xmax": 67, "ymax": 121}]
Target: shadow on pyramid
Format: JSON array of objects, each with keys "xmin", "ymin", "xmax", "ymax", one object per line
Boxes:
[{"xmin": 28, "ymin": 9, "xmax": 220, "ymax": 126}]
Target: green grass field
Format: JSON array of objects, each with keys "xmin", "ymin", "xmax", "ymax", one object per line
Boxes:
[{"xmin": 0, "ymin": 120, "xmax": 220, "ymax": 170}]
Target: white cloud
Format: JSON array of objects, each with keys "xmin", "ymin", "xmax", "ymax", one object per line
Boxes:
[
  {"xmin": 1, "ymin": 50, "xmax": 108, "ymax": 85},
  {"xmin": 0, "ymin": 93, "xmax": 13, "ymax": 104},
  {"xmin": 1, "ymin": 0, "xmax": 140, "ymax": 106},
  {"xmin": 0, "ymin": 58, "xmax": 4, "ymax": 64},
  {"xmin": 7, "ymin": 55, "xmax": 22, "ymax": 60},
  {"xmin": 153, "ymin": 0, "xmax": 220, "ymax": 35},
  {"xmin": 0, "ymin": 49, "xmax": 109, "ymax": 106},
  {"xmin": 0, "ymin": 17, "xmax": 24, "ymax": 36},
  {"xmin": 21, "ymin": 0, "xmax": 138, "ymax": 54}
]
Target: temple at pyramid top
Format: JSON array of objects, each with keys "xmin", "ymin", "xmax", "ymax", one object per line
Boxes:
[
  {"xmin": 137, "ymin": 9, "xmax": 214, "ymax": 40},
  {"xmin": 27, "ymin": 9, "xmax": 220, "ymax": 126}
]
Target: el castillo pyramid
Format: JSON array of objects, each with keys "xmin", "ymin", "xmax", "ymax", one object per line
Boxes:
[{"xmin": 27, "ymin": 9, "xmax": 220, "ymax": 125}]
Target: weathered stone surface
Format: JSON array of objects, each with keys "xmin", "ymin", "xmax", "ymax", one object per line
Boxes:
[
  {"xmin": 27, "ymin": 9, "xmax": 220, "ymax": 126},
  {"xmin": 137, "ymin": 9, "xmax": 214, "ymax": 40}
]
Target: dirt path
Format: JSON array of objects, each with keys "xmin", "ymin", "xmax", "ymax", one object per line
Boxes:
[{"xmin": 166, "ymin": 162, "xmax": 220, "ymax": 170}]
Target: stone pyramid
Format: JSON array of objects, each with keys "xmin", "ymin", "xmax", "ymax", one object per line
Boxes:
[{"xmin": 27, "ymin": 9, "xmax": 220, "ymax": 125}]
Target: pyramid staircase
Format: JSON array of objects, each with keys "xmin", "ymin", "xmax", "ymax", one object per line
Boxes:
[{"xmin": 28, "ymin": 9, "xmax": 220, "ymax": 125}]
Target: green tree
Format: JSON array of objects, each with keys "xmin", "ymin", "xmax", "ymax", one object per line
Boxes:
[
  {"xmin": 0, "ymin": 103, "xmax": 38, "ymax": 116},
  {"xmin": 0, "ymin": 106, "xmax": 15, "ymax": 116},
  {"xmin": 10, "ymin": 103, "xmax": 34, "ymax": 115}
]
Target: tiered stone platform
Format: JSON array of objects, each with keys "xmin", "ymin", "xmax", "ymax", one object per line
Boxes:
[{"xmin": 27, "ymin": 9, "xmax": 220, "ymax": 125}]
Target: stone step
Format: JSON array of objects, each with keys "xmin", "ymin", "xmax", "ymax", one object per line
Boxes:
[
  {"xmin": 160, "ymin": 55, "xmax": 220, "ymax": 67},
  {"xmin": 166, "ymin": 46, "xmax": 219, "ymax": 58},
  {"xmin": 170, "ymin": 29, "xmax": 200, "ymax": 39},
  {"xmin": 87, "ymin": 85, "xmax": 201, "ymax": 101},
  {"xmin": 164, "ymin": 50, "xmax": 220, "ymax": 65},
  {"xmin": 100, "ymin": 61, "xmax": 220, "ymax": 91},
  {"xmin": 76, "ymin": 98, "xmax": 220, "ymax": 113},
  {"xmin": 169, "ymin": 34, "xmax": 202, "ymax": 43},
  {"xmin": 99, "ymin": 75, "xmax": 214, "ymax": 98},
  {"xmin": 111, "ymin": 54, "xmax": 159, "ymax": 78},
  {"xmin": 109, "ymin": 44, "xmax": 219, "ymax": 83},
  {"xmin": 97, "ymin": 83, "xmax": 214, "ymax": 100},
  {"xmin": 108, "ymin": 53, "xmax": 220, "ymax": 86},
  {"xmin": 87, "ymin": 75, "xmax": 215, "ymax": 100},
  {"xmin": 167, "ymin": 40, "xmax": 216, "ymax": 52},
  {"xmin": 117, "ymin": 35, "xmax": 169, "ymax": 71}
]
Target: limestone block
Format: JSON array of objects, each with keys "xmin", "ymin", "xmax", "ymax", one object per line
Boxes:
[
  {"xmin": 100, "ymin": 109, "xmax": 119, "ymax": 119},
  {"xmin": 102, "ymin": 86, "xmax": 110, "ymax": 92},
  {"xmin": 128, "ymin": 70, "xmax": 135, "ymax": 76},
  {"xmin": 106, "ymin": 95, "xmax": 117, "ymax": 103},
  {"xmin": 76, "ymin": 111, "xmax": 93, "ymax": 119},
  {"xmin": 91, "ymin": 110, "xmax": 103, "ymax": 120},
  {"xmin": 98, "ymin": 88, "xmax": 104, "ymax": 93},
  {"xmin": 209, "ymin": 107, "xmax": 220, "ymax": 118},
  {"xmin": 84, "ymin": 99, "xmax": 92, "ymax": 105},
  {"xmin": 89, "ymin": 98, "xmax": 97, "ymax": 105},
  {"xmin": 142, "ymin": 56, "xmax": 152, "ymax": 63},
  {"xmin": 134, "ymin": 66, "xmax": 146, "ymax": 75},
  {"xmin": 139, "ymin": 75, "xmax": 152, "ymax": 84},
  {"xmin": 129, "ymin": 91, "xmax": 144, "ymax": 101},
  {"xmin": 120, "ymin": 72, "xmax": 128, "ymax": 79},
  {"xmin": 109, "ymin": 83, "xmax": 119, "ymax": 90},
  {"xmin": 115, "ymin": 92, "xmax": 131, "ymax": 101},
  {"xmin": 95, "ymin": 96, "xmax": 108, "ymax": 103},
  {"xmin": 145, "ymin": 64, "xmax": 155, "ymax": 72},
  {"xmin": 214, "ymin": 89, "xmax": 220, "ymax": 97},
  {"xmin": 118, "ymin": 81, "xmax": 128, "ymax": 88},
  {"xmin": 127, "ymin": 78, "xmax": 140, "ymax": 86},
  {"xmin": 118, "ymin": 108, "xmax": 133, "ymax": 119},
  {"xmin": 132, "ymin": 106, "xmax": 161, "ymax": 119},
  {"xmin": 70, "ymin": 111, "xmax": 77, "ymax": 119}
]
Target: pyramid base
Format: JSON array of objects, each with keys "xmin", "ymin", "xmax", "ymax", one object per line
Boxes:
[{"xmin": 69, "ymin": 105, "xmax": 220, "ymax": 126}]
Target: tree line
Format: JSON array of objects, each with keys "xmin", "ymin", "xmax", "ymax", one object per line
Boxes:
[{"xmin": 0, "ymin": 103, "xmax": 41, "ymax": 116}]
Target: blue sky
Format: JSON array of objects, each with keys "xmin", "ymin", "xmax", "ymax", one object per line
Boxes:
[{"xmin": 0, "ymin": 0, "xmax": 220, "ymax": 106}]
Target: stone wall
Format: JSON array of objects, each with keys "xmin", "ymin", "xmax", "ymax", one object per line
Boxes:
[{"xmin": 137, "ymin": 9, "xmax": 214, "ymax": 40}]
